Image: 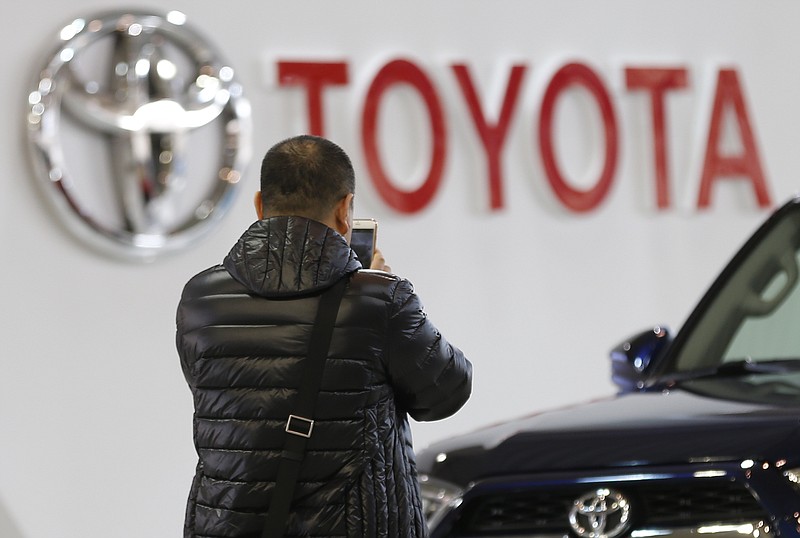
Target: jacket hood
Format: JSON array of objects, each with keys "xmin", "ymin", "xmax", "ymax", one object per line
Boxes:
[{"xmin": 223, "ymin": 216, "xmax": 361, "ymax": 297}]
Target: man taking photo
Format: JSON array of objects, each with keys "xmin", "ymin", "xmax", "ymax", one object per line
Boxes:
[{"xmin": 176, "ymin": 135, "xmax": 472, "ymax": 538}]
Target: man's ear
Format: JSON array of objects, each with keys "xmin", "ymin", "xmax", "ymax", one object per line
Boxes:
[
  {"xmin": 253, "ymin": 191, "xmax": 264, "ymax": 220},
  {"xmin": 334, "ymin": 193, "xmax": 354, "ymax": 237}
]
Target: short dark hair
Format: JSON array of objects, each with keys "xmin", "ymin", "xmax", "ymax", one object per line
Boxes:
[{"xmin": 259, "ymin": 135, "xmax": 355, "ymax": 221}]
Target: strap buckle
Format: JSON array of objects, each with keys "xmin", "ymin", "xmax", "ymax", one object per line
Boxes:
[{"xmin": 285, "ymin": 414, "xmax": 314, "ymax": 438}]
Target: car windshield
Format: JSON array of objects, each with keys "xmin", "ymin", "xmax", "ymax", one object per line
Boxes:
[{"xmin": 663, "ymin": 200, "xmax": 800, "ymax": 404}]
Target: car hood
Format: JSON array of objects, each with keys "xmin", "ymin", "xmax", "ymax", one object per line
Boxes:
[{"xmin": 416, "ymin": 387, "xmax": 800, "ymax": 487}]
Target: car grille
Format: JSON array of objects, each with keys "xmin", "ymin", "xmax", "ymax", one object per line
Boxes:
[{"xmin": 455, "ymin": 479, "xmax": 766, "ymax": 535}]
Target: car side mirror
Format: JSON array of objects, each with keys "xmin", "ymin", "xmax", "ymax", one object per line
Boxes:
[{"xmin": 610, "ymin": 326, "xmax": 672, "ymax": 393}]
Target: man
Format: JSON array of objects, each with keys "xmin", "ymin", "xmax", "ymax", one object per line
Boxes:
[{"xmin": 177, "ymin": 135, "xmax": 472, "ymax": 537}]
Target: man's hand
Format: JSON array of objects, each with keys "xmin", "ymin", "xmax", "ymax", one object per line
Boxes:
[{"xmin": 370, "ymin": 248, "xmax": 392, "ymax": 273}]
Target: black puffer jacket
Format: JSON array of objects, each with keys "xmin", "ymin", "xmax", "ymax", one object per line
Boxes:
[{"xmin": 177, "ymin": 216, "xmax": 472, "ymax": 538}]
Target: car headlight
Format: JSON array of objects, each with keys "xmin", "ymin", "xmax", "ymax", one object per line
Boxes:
[
  {"xmin": 419, "ymin": 474, "xmax": 463, "ymax": 530},
  {"xmin": 784, "ymin": 467, "xmax": 800, "ymax": 491}
]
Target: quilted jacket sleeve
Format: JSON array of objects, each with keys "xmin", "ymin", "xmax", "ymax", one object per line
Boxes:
[{"xmin": 385, "ymin": 278, "xmax": 472, "ymax": 422}]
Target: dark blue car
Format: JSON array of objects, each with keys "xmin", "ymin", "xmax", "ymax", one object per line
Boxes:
[{"xmin": 418, "ymin": 196, "xmax": 800, "ymax": 538}]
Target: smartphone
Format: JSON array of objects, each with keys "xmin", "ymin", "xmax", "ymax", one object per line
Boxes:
[{"xmin": 351, "ymin": 218, "xmax": 378, "ymax": 268}]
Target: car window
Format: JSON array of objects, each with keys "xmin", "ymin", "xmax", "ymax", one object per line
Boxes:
[
  {"xmin": 724, "ymin": 249, "xmax": 800, "ymax": 362},
  {"xmin": 668, "ymin": 201, "xmax": 800, "ymax": 376}
]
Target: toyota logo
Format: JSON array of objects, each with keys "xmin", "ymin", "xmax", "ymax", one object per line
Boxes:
[
  {"xmin": 26, "ymin": 10, "xmax": 251, "ymax": 261},
  {"xmin": 569, "ymin": 488, "xmax": 632, "ymax": 538}
]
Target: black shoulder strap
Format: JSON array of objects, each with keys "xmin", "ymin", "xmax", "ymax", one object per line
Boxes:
[{"xmin": 261, "ymin": 277, "xmax": 349, "ymax": 538}]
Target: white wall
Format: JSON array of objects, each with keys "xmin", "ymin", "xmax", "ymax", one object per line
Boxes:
[{"xmin": 3, "ymin": 1, "xmax": 800, "ymax": 537}]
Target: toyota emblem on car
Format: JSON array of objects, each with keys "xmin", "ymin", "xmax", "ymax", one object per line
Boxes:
[
  {"xmin": 26, "ymin": 10, "xmax": 251, "ymax": 261},
  {"xmin": 569, "ymin": 488, "xmax": 632, "ymax": 538}
]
